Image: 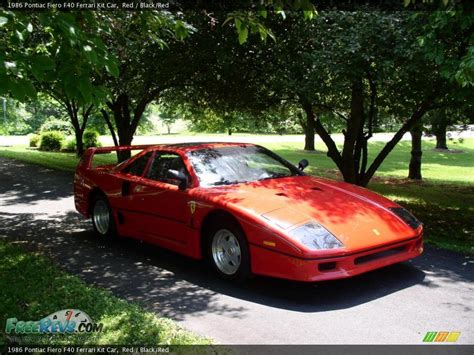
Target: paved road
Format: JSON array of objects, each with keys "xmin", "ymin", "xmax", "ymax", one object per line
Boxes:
[{"xmin": 0, "ymin": 157, "xmax": 472, "ymax": 344}]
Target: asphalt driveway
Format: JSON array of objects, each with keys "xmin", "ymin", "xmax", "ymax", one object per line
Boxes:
[{"xmin": 0, "ymin": 157, "xmax": 472, "ymax": 344}]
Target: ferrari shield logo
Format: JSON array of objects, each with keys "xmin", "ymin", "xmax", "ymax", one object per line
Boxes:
[{"xmin": 189, "ymin": 201, "xmax": 196, "ymax": 214}]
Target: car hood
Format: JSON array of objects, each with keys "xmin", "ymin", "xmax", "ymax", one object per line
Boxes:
[{"xmin": 198, "ymin": 176, "xmax": 418, "ymax": 250}]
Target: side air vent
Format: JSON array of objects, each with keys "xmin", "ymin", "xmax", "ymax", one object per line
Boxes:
[{"xmin": 389, "ymin": 207, "xmax": 421, "ymax": 229}]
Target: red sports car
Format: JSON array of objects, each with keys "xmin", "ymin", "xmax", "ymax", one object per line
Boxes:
[{"xmin": 74, "ymin": 142, "xmax": 423, "ymax": 282}]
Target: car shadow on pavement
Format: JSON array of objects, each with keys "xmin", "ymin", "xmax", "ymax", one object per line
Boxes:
[{"xmin": 4, "ymin": 209, "xmax": 471, "ymax": 321}]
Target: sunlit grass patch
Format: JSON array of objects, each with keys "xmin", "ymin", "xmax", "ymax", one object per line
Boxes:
[
  {"xmin": 265, "ymin": 138, "xmax": 474, "ymax": 184},
  {"xmin": 369, "ymin": 180, "xmax": 474, "ymax": 255}
]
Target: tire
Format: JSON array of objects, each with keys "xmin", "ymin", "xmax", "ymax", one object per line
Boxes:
[
  {"xmin": 207, "ymin": 216, "xmax": 251, "ymax": 282},
  {"xmin": 91, "ymin": 194, "xmax": 117, "ymax": 239}
]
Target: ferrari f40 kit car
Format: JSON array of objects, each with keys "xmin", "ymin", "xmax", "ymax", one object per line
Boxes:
[{"xmin": 74, "ymin": 143, "xmax": 423, "ymax": 282}]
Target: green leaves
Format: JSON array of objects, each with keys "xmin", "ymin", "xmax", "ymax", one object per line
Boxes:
[
  {"xmin": 0, "ymin": 16, "xmax": 8, "ymax": 27},
  {"xmin": 76, "ymin": 78, "xmax": 92, "ymax": 104},
  {"xmin": 6, "ymin": 78, "xmax": 37, "ymax": 100},
  {"xmin": 228, "ymin": 13, "xmax": 276, "ymax": 45},
  {"xmin": 0, "ymin": 11, "xmax": 123, "ymax": 106},
  {"xmin": 257, "ymin": 9, "xmax": 268, "ymax": 19},
  {"xmin": 224, "ymin": 2, "xmax": 317, "ymax": 45},
  {"xmin": 105, "ymin": 61, "xmax": 119, "ymax": 78},
  {"xmin": 238, "ymin": 24, "xmax": 248, "ymax": 45},
  {"xmin": 174, "ymin": 20, "xmax": 188, "ymax": 40},
  {"xmin": 30, "ymin": 55, "xmax": 55, "ymax": 81},
  {"xmin": 404, "ymin": 0, "xmax": 453, "ymax": 6}
]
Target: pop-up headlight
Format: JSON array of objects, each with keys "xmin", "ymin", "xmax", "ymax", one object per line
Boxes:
[{"xmin": 288, "ymin": 222, "xmax": 343, "ymax": 250}]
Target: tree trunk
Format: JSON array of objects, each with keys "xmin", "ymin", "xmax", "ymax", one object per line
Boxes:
[
  {"xmin": 435, "ymin": 122, "xmax": 448, "ymax": 149},
  {"xmin": 107, "ymin": 94, "xmax": 149, "ymax": 162},
  {"xmin": 116, "ymin": 119, "xmax": 134, "ymax": 162},
  {"xmin": 66, "ymin": 104, "xmax": 85, "ymax": 157},
  {"xmin": 361, "ymin": 103, "xmax": 430, "ymax": 186},
  {"xmin": 430, "ymin": 109, "xmax": 449, "ymax": 150},
  {"xmin": 301, "ymin": 93, "xmax": 432, "ymax": 187},
  {"xmin": 408, "ymin": 121, "xmax": 423, "ymax": 180},
  {"xmin": 340, "ymin": 78, "xmax": 365, "ymax": 184},
  {"xmin": 101, "ymin": 109, "xmax": 118, "ymax": 147},
  {"xmin": 301, "ymin": 99, "xmax": 343, "ymax": 172},
  {"xmin": 75, "ymin": 129, "xmax": 85, "ymax": 157},
  {"xmin": 228, "ymin": 128, "xmax": 232, "ymax": 136},
  {"xmin": 303, "ymin": 112, "xmax": 316, "ymax": 151}
]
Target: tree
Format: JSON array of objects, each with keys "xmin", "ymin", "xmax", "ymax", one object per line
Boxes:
[
  {"xmin": 0, "ymin": 11, "xmax": 118, "ymax": 102},
  {"xmin": 43, "ymin": 85, "xmax": 99, "ymax": 155},
  {"xmin": 428, "ymin": 103, "xmax": 473, "ymax": 150},
  {"xmin": 158, "ymin": 111, "xmax": 179, "ymax": 135},
  {"xmin": 96, "ymin": 11, "xmax": 193, "ymax": 161},
  {"xmin": 270, "ymin": 10, "xmax": 474, "ymax": 186},
  {"xmin": 96, "ymin": 6, "xmax": 315, "ymax": 161},
  {"xmin": 405, "ymin": 7, "xmax": 474, "ymax": 178},
  {"xmin": 0, "ymin": 95, "xmax": 67, "ymax": 135},
  {"xmin": 1, "ymin": 6, "xmax": 316, "ymax": 161},
  {"xmin": 163, "ymin": 9, "xmax": 471, "ymax": 186},
  {"xmin": 1, "ymin": 11, "xmax": 119, "ymax": 155},
  {"xmin": 408, "ymin": 120, "xmax": 423, "ymax": 180}
]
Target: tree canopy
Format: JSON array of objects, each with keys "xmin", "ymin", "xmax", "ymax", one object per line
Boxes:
[{"xmin": 1, "ymin": 2, "xmax": 472, "ymax": 184}]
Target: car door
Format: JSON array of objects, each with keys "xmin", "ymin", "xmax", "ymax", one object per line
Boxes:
[
  {"xmin": 111, "ymin": 151, "xmax": 153, "ymax": 238},
  {"xmin": 130, "ymin": 151, "xmax": 194, "ymax": 251}
]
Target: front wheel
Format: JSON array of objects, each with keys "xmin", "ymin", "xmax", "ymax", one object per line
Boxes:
[
  {"xmin": 208, "ymin": 218, "xmax": 250, "ymax": 282},
  {"xmin": 91, "ymin": 195, "xmax": 117, "ymax": 239}
]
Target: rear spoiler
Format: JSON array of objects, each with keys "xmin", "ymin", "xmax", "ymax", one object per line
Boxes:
[{"xmin": 78, "ymin": 145, "xmax": 156, "ymax": 170}]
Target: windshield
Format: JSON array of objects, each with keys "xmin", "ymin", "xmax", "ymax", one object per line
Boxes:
[{"xmin": 187, "ymin": 145, "xmax": 301, "ymax": 187}]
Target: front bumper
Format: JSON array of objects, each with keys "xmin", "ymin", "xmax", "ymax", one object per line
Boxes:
[{"xmin": 250, "ymin": 234, "xmax": 423, "ymax": 282}]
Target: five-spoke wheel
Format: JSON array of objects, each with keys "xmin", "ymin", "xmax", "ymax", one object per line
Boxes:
[
  {"xmin": 91, "ymin": 195, "xmax": 116, "ymax": 238},
  {"xmin": 208, "ymin": 217, "xmax": 250, "ymax": 282}
]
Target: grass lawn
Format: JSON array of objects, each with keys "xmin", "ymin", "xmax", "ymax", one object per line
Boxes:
[
  {"xmin": 0, "ymin": 138, "xmax": 473, "ymax": 254},
  {"xmin": 264, "ymin": 138, "xmax": 474, "ymax": 185},
  {"xmin": 0, "ymin": 240, "xmax": 210, "ymax": 346}
]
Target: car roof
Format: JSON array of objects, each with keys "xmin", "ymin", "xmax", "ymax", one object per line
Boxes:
[{"xmin": 145, "ymin": 142, "xmax": 257, "ymax": 153}]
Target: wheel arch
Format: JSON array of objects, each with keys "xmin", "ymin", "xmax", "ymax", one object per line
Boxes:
[
  {"xmin": 199, "ymin": 209, "xmax": 245, "ymax": 258},
  {"xmin": 88, "ymin": 187, "xmax": 107, "ymax": 215}
]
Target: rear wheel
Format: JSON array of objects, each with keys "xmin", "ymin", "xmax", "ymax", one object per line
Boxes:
[
  {"xmin": 91, "ymin": 195, "xmax": 117, "ymax": 238},
  {"xmin": 207, "ymin": 217, "xmax": 250, "ymax": 282}
]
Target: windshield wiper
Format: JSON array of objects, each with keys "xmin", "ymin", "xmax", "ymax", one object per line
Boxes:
[
  {"xmin": 258, "ymin": 173, "xmax": 292, "ymax": 181},
  {"xmin": 213, "ymin": 179, "xmax": 247, "ymax": 186}
]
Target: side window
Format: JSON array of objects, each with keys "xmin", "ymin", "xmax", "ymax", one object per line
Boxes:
[
  {"xmin": 122, "ymin": 152, "xmax": 152, "ymax": 177},
  {"xmin": 146, "ymin": 152, "xmax": 189, "ymax": 185}
]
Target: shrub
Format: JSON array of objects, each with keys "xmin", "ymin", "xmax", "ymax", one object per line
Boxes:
[
  {"xmin": 64, "ymin": 137, "xmax": 76, "ymax": 152},
  {"xmin": 29, "ymin": 134, "xmax": 40, "ymax": 148},
  {"xmin": 39, "ymin": 131, "xmax": 65, "ymax": 151},
  {"xmin": 83, "ymin": 129, "xmax": 101, "ymax": 148},
  {"xmin": 40, "ymin": 117, "xmax": 72, "ymax": 135}
]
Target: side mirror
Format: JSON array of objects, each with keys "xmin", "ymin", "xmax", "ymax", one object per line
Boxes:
[
  {"xmin": 298, "ymin": 159, "xmax": 309, "ymax": 171},
  {"xmin": 167, "ymin": 169, "xmax": 188, "ymax": 190}
]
